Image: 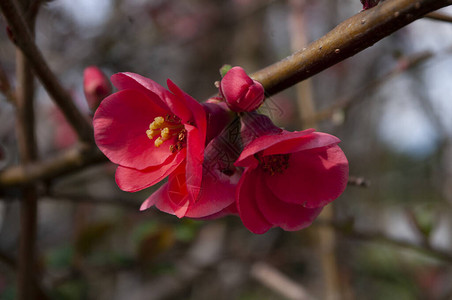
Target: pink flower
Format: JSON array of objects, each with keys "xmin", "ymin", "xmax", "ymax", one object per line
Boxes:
[
  {"xmin": 140, "ymin": 108, "xmax": 241, "ymax": 218},
  {"xmin": 83, "ymin": 66, "xmax": 112, "ymax": 111},
  {"xmin": 235, "ymin": 114, "xmax": 349, "ymax": 234},
  {"xmin": 93, "ymin": 72, "xmax": 206, "ymax": 201},
  {"xmin": 220, "ymin": 66, "xmax": 265, "ymax": 112}
]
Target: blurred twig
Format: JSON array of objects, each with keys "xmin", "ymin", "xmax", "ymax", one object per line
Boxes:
[
  {"xmin": 303, "ymin": 50, "xmax": 435, "ymax": 124},
  {"xmin": 252, "ymin": 0, "xmax": 451, "ymax": 96},
  {"xmin": 0, "ymin": 0, "xmax": 94, "ymax": 144},
  {"xmin": 0, "ymin": 145, "xmax": 106, "ymax": 188},
  {"xmin": 251, "ymin": 261, "xmax": 314, "ymax": 300},
  {"xmin": 0, "ymin": 62, "xmax": 16, "ymax": 104},
  {"xmin": 315, "ymin": 220, "xmax": 452, "ymax": 264},
  {"xmin": 347, "ymin": 176, "xmax": 370, "ymax": 187},
  {"xmin": 288, "ymin": 2, "xmax": 342, "ymax": 299},
  {"xmin": 14, "ymin": 0, "xmax": 40, "ymax": 298}
]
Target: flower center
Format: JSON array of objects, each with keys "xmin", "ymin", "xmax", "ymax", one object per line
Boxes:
[
  {"xmin": 257, "ymin": 153, "xmax": 290, "ymax": 176},
  {"xmin": 146, "ymin": 114, "xmax": 186, "ymax": 152}
]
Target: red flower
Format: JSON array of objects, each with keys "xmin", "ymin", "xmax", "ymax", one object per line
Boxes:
[
  {"xmin": 140, "ymin": 109, "xmax": 241, "ymax": 218},
  {"xmin": 93, "ymin": 72, "xmax": 206, "ymax": 201},
  {"xmin": 83, "ymin": 66, "xmax": 112, "ymax": 111},
  {"xmin": 220, "ymin": 66, "xmax": 265, "ymax": 112},
  {"xmin": 235, "ymin": 120, "xmax": 349, "ymax": 234}
]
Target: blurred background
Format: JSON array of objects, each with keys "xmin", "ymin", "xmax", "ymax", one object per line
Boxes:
[{"xmin": 1, "ymin": 0, "xmax": 452, "ymax": 299}]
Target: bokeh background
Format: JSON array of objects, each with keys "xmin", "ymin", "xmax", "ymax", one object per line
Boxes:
[{"xmin": 1, "ymin": 0, "xmax": 452, "ymax": 299}]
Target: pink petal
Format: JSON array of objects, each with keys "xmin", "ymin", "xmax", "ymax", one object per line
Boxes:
[
  {"xmin": 115, "ymin": 150, "xmax": 185, "ymax": 192},
  {"xmin": 142, "ymin": 182, "xmax": 190, "ymax": 218},
  {"xmin": 150, "ymin": 176, "xmax": 190, "ymax": 218},
  {"xmin": 237, "ymin": 167, "xmax": 273, "ymax": 234},
  {"xmin": 184, "ymin": 124, "xmax": 203, "ymax": 201},
  {"xmin": 111, "ymin": 72, "xmax": 172, "ymax": 111},
  {"xmin": 162, "ymin": 164, "xmax": 190, "ymax": 215},
  {"xmin": 263, "ymin": 131, "xmax": 341, "ymax": 156},
  {"xmin": 184, "ymin": 165, "xmax": 240, "ymax": 218},
  {"xmin": 254, "ymin": 172, "xmax": 323, "ymax": 231},
  {"xmin": 266, "ymin": 145, "xmax": 349, "ymax": 208},
  {"xmin": 140, "ymin": 183, "xmax": 166, "ymax": 211},
  {"xmin": 167, "ymin": 79, "xmax": 207, "ymax": 135},
  {"xmin": 94, "ymin": 89, "xmax": 175, "ymax": 169},
  {"xmin": 220, "ymin": 67, "xmax": 253, "ymax": 102},
  {"xmin": 235, "ymin": 129, "xmax": 315, "ymax": 167},
  {"xmin": 195, "ymin": 203, "xmax": 238, "ymax": 220}
]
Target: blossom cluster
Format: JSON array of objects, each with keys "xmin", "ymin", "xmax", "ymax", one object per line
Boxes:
[{"xmin": 92, "ymin": 67, "xmax": 349, "ymax": 234}]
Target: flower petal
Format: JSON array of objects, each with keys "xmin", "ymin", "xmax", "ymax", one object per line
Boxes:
[
  {"xmin": 115, "ymin": 150, "xmax": 185, "ymax": 192},
  {"xmin": 140, "ymin": 183, "xmax": 166, "ymax": 211},
  {"xmin": 255, "ymin": 173, "xmax": 323, "ymax": 231},
  {"xmin": 150, "ymin": 175, "xmax": 190, "ymax": 218},
  {"xmin": 266, "ymin": 145, "xmax": 349, "ymax": 208},
  {"xmin": 184, "ymin": 165, "xmax": 240, "ymax": 218},
  {"xmin": 235, "ymin": 129, "xmax": 315, "ymax": 167},
  {"xmin": 94, "ymin": 89, "xmax": 175, "ymax": 169},
  {"xmin": 111, "ymin": 72, "xmax": 172, "ymax": 111},
  {"xmin": 263, "ymin": 131, "xmax": 341, "ymax": 156},
  {"xmin": 184, "ymin": 124, "xmax": 204, "ymax": 201},
  {"xmin": 167, "ymin": 79, "xmax": 207, "ymax": 135},
  {"xmin": 237, "ymin": 167, "xmax": 273, "ymax": 234}
]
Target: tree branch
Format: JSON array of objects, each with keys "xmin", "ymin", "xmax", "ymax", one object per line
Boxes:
[
  {"xmin": 0, "ymin": 145, "xmax": 107, "ymax": 188},
  {"xmin": 252, "ymin": 0, "xmax": 452, "ymax": 96},
  {"xmin": 0, "ymin": 0, "xmax": 94, "ymax": 144},
  {"xmin": 425, "ymin": 11, "xmax": 452, "ymax": 23}
]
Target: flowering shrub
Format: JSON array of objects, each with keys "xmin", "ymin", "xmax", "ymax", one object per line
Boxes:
[{"xmin": 93, "ymin": 67, "xmax": 349, "ymax": 233}]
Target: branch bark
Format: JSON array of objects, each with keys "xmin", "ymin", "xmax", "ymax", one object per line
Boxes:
[
  {"xmin": 251, "ymin": 0, "xmax": 452, "ymax": 96},
  {"xmin": 0, "ymin": 0, "xmax": 94, "ymax": 144}
]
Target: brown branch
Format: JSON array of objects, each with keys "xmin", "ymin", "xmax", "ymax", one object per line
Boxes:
[
  {"xmin": 0, "ymin": 0, "xmax": 94, "ymax": 144},
  {"xmin": 0, "ymin": 145, "xmax": 107, "ymax": 188},
  {"xmin": 14, "ymin": 0, "xmax": 39, "ymax": 297},
  {"xmin": 425, "ymin": 11, "xmax": 452, "ymax": 23},
  {"xmin": 252, "ymin": 0, "xmax": 452, "ymax": 96},
  {"xmin": 0, "ymin": 62, "xmax": 16, "ymax": 104}
]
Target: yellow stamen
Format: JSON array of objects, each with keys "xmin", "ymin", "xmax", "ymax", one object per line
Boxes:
[
  {"xmin": 146, "ymin": 114, "xmax": 186, "ymax": 151},
  {"xmin": 161, "ymin": 127, "xmax": 170, "ymax": 140},
  {"xmin": 154, "ymin": 137, "xmax": 164, "ymax": 147}
]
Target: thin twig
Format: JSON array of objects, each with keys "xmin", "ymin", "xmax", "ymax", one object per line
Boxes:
[
  {"xmin": 315, "ymin": 220, "xmax": 452, "ymax": 264},
  {"xmin": 0, "ymin": 145, "xmax": 107, "ymax": 188},
  {"xmin": 14, "ymin": 0, "xmax": 40, "ymax": 298},
  {"xmin": 304, "ymin": 50, "xmax": 434, "ymax": 124},
  {"xmin": 0, "ymin": 0, "xmax": 94, "ymax": 144},
  {"xmin": 251, "ymin": 0, "xmax": 452, "ymax": 96},
  {"xmin": 251, "ymin": 261, "xmax": 314, "ymax": 300},
  {"xmin": 0, "ymin": 62, "xmax": 16, "ymax": 105}
]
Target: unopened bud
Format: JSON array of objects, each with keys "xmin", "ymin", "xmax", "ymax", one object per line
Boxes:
[
  {"xmin": 360, "ymin": 0, "xmax": 380, "ymax": 10},
  {"xmin": 83, "ymin": 66, "xmax": 111, "ymax": 111},
  {"xmin": 220, "ymin": 66, "xmax": 265, "ymax": 112}
]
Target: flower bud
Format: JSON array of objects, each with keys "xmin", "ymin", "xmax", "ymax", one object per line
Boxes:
[
  {"xmin": 83, "ymin": 66, "xmax": 112, "ymax": 111},
  {"xmin": 360, "ymin": 0, "xmax": 380, "ymax": 10},
  {"xmin": 220, "ymin": 66, "xmax": 264, "ymax": 112}
]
